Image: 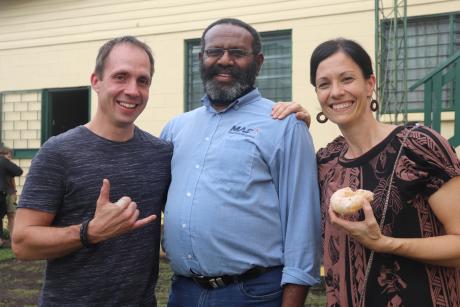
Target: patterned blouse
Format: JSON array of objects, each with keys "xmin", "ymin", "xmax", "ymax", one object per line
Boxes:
[{"xmin": 317, "ymin": 125, "xmax": 460, "ymax": 307}]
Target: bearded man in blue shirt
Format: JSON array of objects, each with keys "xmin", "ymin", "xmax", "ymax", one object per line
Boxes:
[{"xmin": 161, "ymin": 18, "xmax": 321, "ymax": 307}]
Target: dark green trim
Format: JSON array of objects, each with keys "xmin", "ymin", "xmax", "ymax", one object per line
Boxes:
[
  {"xmin": 449, "ymin": 14, "xmax": 455, "ymax": 55},
  {"xmin": 448, "ymin": 60, "xmax": 460, "ymax": 147},
  {"xmin": 289, "ymin": 29, "xmax": 293, "ymax": 101},
  {"xmin": 432, "ymin": 74, "xmax": 442, "ymax": 131},
  {"xmin": 41, "ymin": 89, "xmax": 50, "ymax": 145},
  {"xmin": 0, "ymin": 93, "xmax": 3, "ymax": 146},
  {"xmin": 12, "ymin": 149, "xmax": 38, "ymax": 159},
  {"xmin": 183, "ymin": 39, "xmax": 187, "ymax": 113},
  {"xmin": 423, "ymin": 81, "xmax": 432, "ymax": 127},
  {"xmin": 184, "ymin": 38, "xmax": 201, "ymax": 112},
  {"xmin": 403, "ymin": 11, "xmax": 460, "ymax": 22},
  {"xmin": 87, "ymin": 87, "xmax": 92, "ymax": 118}
]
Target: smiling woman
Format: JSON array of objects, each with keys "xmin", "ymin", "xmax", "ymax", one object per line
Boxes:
[
  {"xmin": 312, "ymin": 45, "xmax": 376, "ymax": 135},
  {"xmin": 311, "ymin": 38, "xmax": 460, "ymax": 307}
]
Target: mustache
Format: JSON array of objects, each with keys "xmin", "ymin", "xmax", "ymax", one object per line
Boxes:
[{"xmin": 203, "ymin": 65, "xmax": 243, "ymax": 80}]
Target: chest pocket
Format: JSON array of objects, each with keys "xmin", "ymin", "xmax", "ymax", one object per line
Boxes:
[{"xmin": 206, "ymin": 135, "xmax": 256, "ymax": 187}]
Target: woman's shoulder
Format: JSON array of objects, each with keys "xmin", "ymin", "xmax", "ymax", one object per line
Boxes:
[
  {"xmin": 397, "ymin": 123, "xmax": 460, "ymax": 172},
  {"xmin": 398, "ymin": 123, "xmax": 435, "ymax": 137},
  {"xmin": 398, "ymin": 124, "xmax": 456, "ymax": 154}
]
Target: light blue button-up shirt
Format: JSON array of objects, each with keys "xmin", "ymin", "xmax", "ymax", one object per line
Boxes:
[{"xmin": 160, "ymin": 89, "xmax": 321, "ymax": 286}]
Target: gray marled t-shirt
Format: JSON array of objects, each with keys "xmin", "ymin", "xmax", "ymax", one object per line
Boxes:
[{"xmin": 19, "ymin": 125, "xmax": 172, "ymax": 307}]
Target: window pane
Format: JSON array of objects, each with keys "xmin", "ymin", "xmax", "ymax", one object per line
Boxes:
[
  {"xmin": 185, "ymin": 40, "xmax": 203, "ymax": 111},
  {"xmin": 185, "ymin": 30, "xmax": 292, "ymax": 111},
  {"xmin": 256, "ymin": 31, "xmax": 292, "ymax": 102},
  {"xmin": 381, "ymin": 14, "xmax": 460, "ymax": 113}
]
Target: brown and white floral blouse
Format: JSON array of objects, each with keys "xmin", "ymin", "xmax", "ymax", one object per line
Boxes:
[{"xmin": 317, "ymin": 125, "xmax": 460, "ymax": 307}]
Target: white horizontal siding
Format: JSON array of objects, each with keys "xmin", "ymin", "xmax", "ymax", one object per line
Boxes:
[{"xmin": 0, "ymin": 0, "xmax": 376, "ymax": 49}]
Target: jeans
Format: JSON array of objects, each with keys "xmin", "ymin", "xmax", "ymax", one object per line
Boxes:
[{"xmin": 167, "ymin": 267, "xmax": 283, "ymax": 307}]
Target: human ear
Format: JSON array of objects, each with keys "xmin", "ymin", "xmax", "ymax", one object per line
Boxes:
[
  {"xmin": 366, "ymin": 74, "xmax": 376, "ymax": 97},
  {"xmin": 255, "ymin": 53, "xmax": 265, "ymax": 75},
  {"xmin": 90, "ymin": 73, "xmax": 101, "ymax": 93}
]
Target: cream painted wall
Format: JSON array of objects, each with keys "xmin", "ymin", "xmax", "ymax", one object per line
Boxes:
[{"xmin": 1, "ymin": 0, "xmax": 460, "ymax": 153}]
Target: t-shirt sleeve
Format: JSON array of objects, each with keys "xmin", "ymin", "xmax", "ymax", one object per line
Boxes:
[
  {"xmin": 18, "ymin": 139, "xmax": 66, "ymax": 213},
  {"xmin": 403, "ymin": 125, "xmax": 460, "ymax": 198}
]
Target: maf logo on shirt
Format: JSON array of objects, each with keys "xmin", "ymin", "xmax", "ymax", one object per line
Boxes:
[{"xmin": 229, "ymin": 125, "xmax": 260, "ymax": 138}]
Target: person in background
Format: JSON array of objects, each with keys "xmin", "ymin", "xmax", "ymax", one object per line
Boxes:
[
  {"xmin": 0, "ymin": 146, "xmax": 23, "ymax": 248},
  {"xmin": 161, "ymin": 18, "xmax": 321, "ymax": 307},
  {"xmin": 0, "ymin": 147, "xmax": 23, "ymax": 247}
]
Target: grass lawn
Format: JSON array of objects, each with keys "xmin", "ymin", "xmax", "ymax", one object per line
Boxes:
[{"xmin": 0, "ymin": 246, "xmax": 325, "ymax": 307}]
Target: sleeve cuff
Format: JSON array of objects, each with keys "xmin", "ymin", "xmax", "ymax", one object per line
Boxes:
[{"xmin": 281, "ymin": 266, "xmax": 321, "ymax": 286}]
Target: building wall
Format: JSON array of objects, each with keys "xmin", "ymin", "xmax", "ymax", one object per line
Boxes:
[{"xmin": 1, "ymin": 0, "xmax": 459, "ymax": 192}]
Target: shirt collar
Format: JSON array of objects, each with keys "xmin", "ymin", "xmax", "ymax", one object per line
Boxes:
[{"xmin": 201, "ymin": 88, "xmax": 261, "ymax": 113}]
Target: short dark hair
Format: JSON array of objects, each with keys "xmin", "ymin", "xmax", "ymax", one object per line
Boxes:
[
  {"xmin": 94, "ymin": 36, "xmax": 154, "ymax": 79},
  {"xmin": 201, "ymin": 18, "xmax": 262, "ymax": 55},
  {"xmin": 310, "ymin": 38, "xmax": 373, "ymax": 87},
  {"xmin": 0, "ymin": 146, "xmax": 12, "ymax": 155}
]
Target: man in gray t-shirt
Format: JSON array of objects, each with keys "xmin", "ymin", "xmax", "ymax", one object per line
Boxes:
[{"xmin": 13, "ymin": 36, "xmax": 172, "ymax": 306}]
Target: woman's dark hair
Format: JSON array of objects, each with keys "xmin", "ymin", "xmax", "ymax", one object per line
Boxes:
[{"xmin": 310, "ymin": 38, "xmax": 373, "ymax": 86}]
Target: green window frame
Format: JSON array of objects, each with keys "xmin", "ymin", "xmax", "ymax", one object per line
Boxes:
[
  {"xmin": 184, "ymin": 30, "xmax": 292, "ymax": 111},
  {"xmin": 41, "ymin": 87, "xmax": 91, "ymax": 144},
  {"xmin": 380, "ymin": 12, "xmax": 460, "ymax": 113}
]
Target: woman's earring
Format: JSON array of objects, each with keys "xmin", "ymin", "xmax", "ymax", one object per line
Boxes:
[
  {"xmin": 370, "ymin": 99, "xmax": 379, "ymax": 112},
  {"xmin": 316, "ymin": 112, "xmax": 328, "ymax": 123}
]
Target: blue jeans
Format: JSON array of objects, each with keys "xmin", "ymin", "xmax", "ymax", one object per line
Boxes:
[{"xmin": 167, "ymin": 267, "xmax": 283, "ymax": 307}]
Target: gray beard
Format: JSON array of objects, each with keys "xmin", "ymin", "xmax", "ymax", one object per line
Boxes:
[{"xmin": 204, "ymin": 79, "xmax": 250, "ymax": 105}]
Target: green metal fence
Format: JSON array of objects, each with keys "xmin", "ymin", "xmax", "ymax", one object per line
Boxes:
[{"xmin": 409, "ymin": 50, "xmax": 460, "ymax": 147}]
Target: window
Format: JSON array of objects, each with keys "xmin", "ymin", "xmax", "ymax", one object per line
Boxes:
[
  {"xmin": 42, "ymin": 87, "xmax": 91, "ymax": 143},
  {"xmin": 380, "ymin": 13, "xmax": 460, "ymax": 113},
  {"xmin": 185, "ymin": 30, "xmax": 292, "ymax": 111},
  {"xmin": 0, "ymin": 87, "xmax": 90, "ymax": 158}
]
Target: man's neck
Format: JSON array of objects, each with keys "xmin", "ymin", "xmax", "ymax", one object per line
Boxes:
[{"xmin": 85, "ymin": 119, "xmax": 135, "ymax": 142}]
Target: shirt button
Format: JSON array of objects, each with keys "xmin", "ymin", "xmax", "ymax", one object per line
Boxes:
[
  {"xmin": 182, "ymin": 223, "xmax": 187, "ymax": 228},
  {"xmin": 205, "ymin": 137, "xmax": 210, "ymax": 141},
  {"xmin": 187, "ymin": 254, "xmax": 192, "ymax": 259},
  {"xmin": 186, "ymin": 192, "xmax": 191, "ymax": 197},
  {"xmin": 195, "ymin": 164, "xmax": 200, "ymax": 169}
]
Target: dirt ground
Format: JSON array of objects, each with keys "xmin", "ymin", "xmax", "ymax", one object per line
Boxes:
[
  {"xmin": 0, "ymin": 256, "xmax": 172, "ymax": 307},
  {"xmin": 0, "ymin": 251, "xmax": 325, "ymax": 307},
  {"xmin": 0, "ymin": 258, "xmax": 45, "ymax": 307}
]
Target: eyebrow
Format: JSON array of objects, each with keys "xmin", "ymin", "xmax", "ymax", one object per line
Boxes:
[{"xmin": 317, "ymin": 70, "xmax": 357, "ymax": 79}]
